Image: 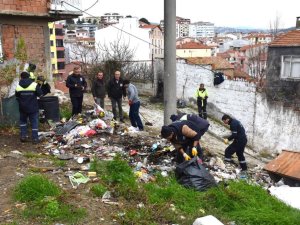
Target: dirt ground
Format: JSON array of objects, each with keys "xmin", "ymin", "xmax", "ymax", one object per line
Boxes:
[{"xmin": 0, "ymin": 94, "xmax": 267, "ymax": 224}]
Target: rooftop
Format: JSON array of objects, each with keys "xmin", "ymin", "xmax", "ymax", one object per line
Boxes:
[
  {"xmin": 269, "ymin": 30, "xmax": 300, "ymax": 47},
  {"xmin": 177, "ymin": 42, "xmax": 211, "ymax": 49}
]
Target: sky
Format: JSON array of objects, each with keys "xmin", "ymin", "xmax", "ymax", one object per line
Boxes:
[{"xmin": 80, "ymin": 0, "xmax": 299, "ymax": 29}]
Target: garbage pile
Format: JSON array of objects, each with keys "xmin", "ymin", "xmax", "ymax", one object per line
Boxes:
[{"xmin": 36, "ymin": 103, "xmax": 274, "ymax": 191}]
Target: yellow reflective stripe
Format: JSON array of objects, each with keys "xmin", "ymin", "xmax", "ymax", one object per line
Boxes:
[
  {"xmin": 196, "ymin": 90, "xmax": 208, "ymax": 98},
  {"xmin": 30, "ymin": 72, "xmax": 36, "ymax": 79},
  {"xmin": 16, "ymin": 82, "xmax": 37, "ymax": 92}
]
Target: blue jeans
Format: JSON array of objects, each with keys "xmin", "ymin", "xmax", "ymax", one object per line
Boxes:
[
  {"xmin": 129, "ymin": 101, "xmax": 143, "ymax": 130},
  {"xmin": 20, "ymin": 111, "xmax": 39, "ymax": 140}
]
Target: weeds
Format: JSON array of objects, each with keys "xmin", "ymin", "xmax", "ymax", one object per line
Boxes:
[
  {"xmin": 12, "ymin": 174, "xmax": 86, "ymax": 224},
  {"xmin": 60, "ymin": 102, "xmax": 72, "ymax": 120},
  {"xmin": 90, "ymin": 184, "xmax": 107, "ymax": 197},
  {"xmin": 13, "ymin": 174, "xmax": 61, "ymax": 202}
]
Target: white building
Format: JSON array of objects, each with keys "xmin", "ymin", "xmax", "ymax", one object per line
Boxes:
[
  {"xmin": 95, "ymin": 17, "xmax": 154, "ymax": 61},
  {"xmin": 189, "ymin": 21, "xmax": 215, "ymax": 38},
  {"xmin": 160, "ymin": 16, "xmax": 190, "ymax": 38},
  {"xmin": 101, "ymin": 13, "xmax": 124, "ymax": 26}
]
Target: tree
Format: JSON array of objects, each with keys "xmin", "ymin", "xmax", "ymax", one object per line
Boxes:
[
  {"xmin": 77, "ymin": 18, "xmax": 82, "ymax": 24},
  {"xmin": 139, "ymin": 18, "xmax": 150, "ymax": 25},
  {"xmin": 269, "ymin": 12, "xmax": 282, "ymax": 39},
  {"xmin": 245, "ymin": 44, "xmax": 268, "ymax": 88},
  {"xmin": 93, "ymin": 19, "xmax": 97, "ymax": 25},
  {"xmin": 88, "ymin": 18, "xmax": 92, "ymax": 24}
]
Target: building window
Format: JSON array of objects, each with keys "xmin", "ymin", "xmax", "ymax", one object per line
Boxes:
[
  {"xmin": 50, "ymin": 40, "xmax": 54, "ymax": 46},
  {"xmin": 51, "ymin": 52, "xmax": 55, "ymax": 58},
  {"xmin": 50, "ymin": 29, "xmax": 53, "ymax": 35},
  {"xmin": 52, "ymin": 64, "xmax": 56, "ymax": 70},
  {"xmin": 281, "ymin": 55, "xmax": 300, "ymax": 79}
]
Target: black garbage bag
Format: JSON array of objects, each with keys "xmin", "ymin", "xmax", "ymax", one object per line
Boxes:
[
  {"xmin": 175, "ymin": 157, "xmax": 217, "ymax": 191},
  {"xmin": 213, "ymin": 72, "xmax": 225, "ymax": 86}
]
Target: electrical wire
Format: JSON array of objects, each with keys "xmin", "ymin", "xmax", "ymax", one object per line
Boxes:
[{"xmin": 60, "ymin": 1, "xmax": 241, "ymax": 75}]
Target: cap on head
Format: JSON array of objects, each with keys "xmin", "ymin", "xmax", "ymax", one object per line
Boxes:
[
  {"xmin": 170, "ymin": 114, "xmax": 178, "ymax": 122},
  {"xmin": 161, "ymin": 125, "xmax": 173, "ymax": 138}
]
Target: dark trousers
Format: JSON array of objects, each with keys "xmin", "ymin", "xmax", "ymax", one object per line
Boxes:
[
  {"xmin": 71, "ymin": 96, "xmax": 83, "ymax": 115},
  {"xmin": 176, "ymin": 144, "xmax": 203, "ymax": 164},
  {"xmin": 225, "ymin": 139, "xmax": 248, "ymax": 171},
  {"xmin": 111, "ymin": 97, "xmax": 123, "ymax": 120},
  {"xmin": 19, "ymin": 111, "xmax": 39, "ymax": 140},
  {"xmin": 129, "ymin": 101, "xmax": 143, "ymax": 130},
  {"xmin": 197, "ymin": 99, "xmax": 207, "ymax": 119},
  {"xmin": 95, "ymin": 97, "xmax": 105, "ymax": 109}
]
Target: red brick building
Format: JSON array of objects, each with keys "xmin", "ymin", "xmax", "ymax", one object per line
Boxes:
[{"xmin": 0, "ymin": 0, "xmax": 81, "ymax": 79}]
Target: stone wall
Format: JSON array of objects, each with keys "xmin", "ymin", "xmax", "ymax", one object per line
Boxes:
[{"xmin": 154, "ymin": 59, "xmax": 300, "ymax": 153}]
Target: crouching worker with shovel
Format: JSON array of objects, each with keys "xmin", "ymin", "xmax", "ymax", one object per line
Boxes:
[{"xmin": 161, "ymin": 120, "xmax": 203, "ymax": 164}]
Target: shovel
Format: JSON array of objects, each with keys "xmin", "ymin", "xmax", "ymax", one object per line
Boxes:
[{"xmin": 139, "ymin": 112, "xmax": 153, "ymax": 126}]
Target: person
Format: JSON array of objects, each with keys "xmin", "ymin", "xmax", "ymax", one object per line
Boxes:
[
  {"xmin": 15, "ymin": 71, "xmax": 43, "ymax": 143},
  {"xmin": 36, "ymin": 75, "xmax": 51, "ymax": 96},
  {"xmin": 170, "ymin": 113, "xmax": 209, "ymax": 142},
  {"xmin": 161, "ymin": 120, "xmax": 204, "ymax": 164},
  {"xmin": 107, "ymin": 70, "xmax": 126, "ymax": 122},
  {"xmin": 66, "ymin": 66, "xmax": 87, "ymax": 116},
  {"xmin": 27, "ymin": 62, "xmax": 37, "ymax": 81},
  {"xmin": 123, "ymin": 79, "xmax": 144, "ymax": 131},
  {"xmin": 92, "ymin": 71, "xmax": 106, "ymax": 109},
  {"xmin": 222, "ymin": 114, "xmax": 248, "ymax": 177},
  {"xmin": 195, "ymin": 83, "xmax": 208, "ymax": 119}
]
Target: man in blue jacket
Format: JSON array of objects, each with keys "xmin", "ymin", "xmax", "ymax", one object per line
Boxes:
[
  {"xmin": 15, "ymin": 71, "xmax": 43, "ymax": 143},
  {"xmin": 222, "ymin": 114, "xmax": 248, "ymax": 175},
  {"xmin": 66, "ymin": 66, "xmax": 87, "ymax": 116}
]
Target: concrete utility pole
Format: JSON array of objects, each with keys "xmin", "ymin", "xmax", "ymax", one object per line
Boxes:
[{"xmin": 163, "ymin": 0, "xmax": 176, "ymax": 125}]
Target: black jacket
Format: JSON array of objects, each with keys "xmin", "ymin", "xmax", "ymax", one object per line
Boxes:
[
  {"xmin": 38, "ymin": 81, "xmax": 51, "ymax": 96},
  {"xmin": 66, "ymin": 74, "xmax": 87, "ymax": 97},
  {"xmin": 15, "ymin": 78, "xmax": 42, "ymax": 113},
  {"xmin": 228, "ymin": 118, "xmax": 247, "ymax": 142},
  {"xmin": 107, "ymin": 77, "xmax": 126, "ymax": 99},
  {"xmin": 92, "ymin": 78, "xmax": 106, "ymax": 98}
]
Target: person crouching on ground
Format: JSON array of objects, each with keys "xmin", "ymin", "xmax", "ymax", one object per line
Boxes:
[
  {"xmin": 123, "ymin": 79, "xmax": 144, "ymax": 131},
  {"xmin": 170, "ymin": 113, "xmax": 209, "ymax": 149},
  {"xmin": 15, "ymin": 71, "xmax": 43, "ymax": 144},
  {"xmin": 161, "ymin": 120, "xmax": 203, "ymax": 164}
]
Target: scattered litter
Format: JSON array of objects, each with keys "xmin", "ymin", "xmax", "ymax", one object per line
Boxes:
[
  {"xmin": 69, "ymin": 172, "xmax": 90, "ymax": 188},
  {"xmin": 193, "ymin": 215, "xmax": 224, "ymax": 225}
]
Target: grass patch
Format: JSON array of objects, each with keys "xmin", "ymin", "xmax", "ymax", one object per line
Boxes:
[
  {"xmin": 52, "ymin": 158, "xmax": 67, "ymax": 167},
  {"xmin": 90, "ymin": 184, "xmax": 107, "ymax": 197},
  {"xmin": 12, "ymin": 174, "xmax": 86, "ymax": 224},
  {"xmin": 13, "ymin": 174, "xmax": 61, "ymax": 202},
  {"xmin": 59, "ymin": 102, "xmax": 72, "ymax": 120}
]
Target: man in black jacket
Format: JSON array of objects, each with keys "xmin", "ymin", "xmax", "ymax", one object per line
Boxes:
[
  {"xmin": 92, "ymin": 71, "xmax": 106, "ymax": 109},
  {"xmin": 15, "ymin": 71, "xmax": 43, "ymax": 143},
  {"xmin": 107, "ymin": 70, "xmax": 126, "ymax": 122},
  {"xmin": 37, "ymin": 75, "xmax": 51, "ymax": 96},
  {"xmin": 222, "ymin": 114, "xmax": 248, "ymax": 175},
  {"xmin": 66, "ymin": 66, "xmax": 87, "ymax": 115}
]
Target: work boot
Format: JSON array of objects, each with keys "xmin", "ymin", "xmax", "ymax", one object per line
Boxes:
[
  {"xmin": 32, "ymin": 139, "xmax": 39, "ymax": 145},
  {"xmin": 20, "ymin": 137, "xmax": 26, "ymax": 143}
]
